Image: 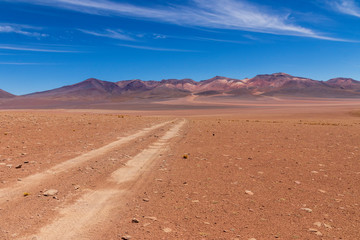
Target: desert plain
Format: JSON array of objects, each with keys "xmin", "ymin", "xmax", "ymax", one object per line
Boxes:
[{"xmin": 0, "ymin": 98, "xmax": 360, "ymax": 240}]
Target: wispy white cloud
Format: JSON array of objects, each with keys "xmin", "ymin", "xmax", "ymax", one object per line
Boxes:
[
  {"xmin": 326, "ymin": 0, "xmax": 360, "ymax": 17},
  {"xmin": 7, "ymin": 0, "xmax": 342, "ymax": 40},
  {"xmin": 117, "ymin": 43, "xmax": 196, "ymax": 52},
  {"xmin": 78, "ymin": 29, "xmax": 135, "ymax": 41},
  {"xmin": 0, "ymin": 45, "xmax": 78, "ymax": 52},
  {"xmin": 164, "ymin": 34, "xmax": 248, "ymax": 44},
  {"xmin": 192, "ymin": 37, "xmax": 247, "ymax": 44},
  {"xmin": 0, "ymin": 23, "xmax": 48, "ymax": 37}
]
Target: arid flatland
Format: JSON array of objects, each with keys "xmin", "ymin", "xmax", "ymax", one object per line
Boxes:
[{"xmin": 0, "ymin": 104, "xmax": 359, "ymax": 239}]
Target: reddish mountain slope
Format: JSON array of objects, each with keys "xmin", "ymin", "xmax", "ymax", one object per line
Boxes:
[
  {"xmin": 0, "ymin": 89, "xmax": 15, "ymax": 98},
  {"xmin": 326, "ymin": 78, "xmax": 360, "ymax": 90},
  {"xmin": 246, "ymin": 73, "xmax": 360, "ymax": 97},
  {"xmin": 246, "ymin": 73, "xmax": 320, "ymax": 90},
  {"xmin": 26, "ymin": 78, "xmax": 123, "ymax": 99}
]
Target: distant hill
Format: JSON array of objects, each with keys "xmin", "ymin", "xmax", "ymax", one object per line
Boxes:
[
  {"xmin": 0, "ymin": 89, "xmax": 15, "ymax": 98},
  {"xmin": 25, "ymin": 78, "xmax": 123, "ymax": 99},
  {"xmin": 5, "ymin": 73, "xmax": 360, "ymax": 101},
  {"xmin": 326, "ymin": 78, "xmax": 360, "ymax": 91}
]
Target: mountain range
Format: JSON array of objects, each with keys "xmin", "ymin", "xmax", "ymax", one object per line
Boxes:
[{"xmin": 2, "ymin": 73, "xmax": 360, "ymax": 100}]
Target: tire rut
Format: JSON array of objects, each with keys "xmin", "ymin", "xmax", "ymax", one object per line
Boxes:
[
  {"xmin": 0, "ymin": 120, "xmax": 172, "ymax": 205},
  {"xmin": 21, "ymin": 119, "xmax": 186, "ymax": 240}
]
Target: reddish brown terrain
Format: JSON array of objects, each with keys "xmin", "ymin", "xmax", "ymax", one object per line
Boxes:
[
  {"xmin": 0, "ymin": 101, "xmax": 359, "ymax": 239},
  {"xmin": 0, "ymin": 73, "xmax": 360, "ymax": 239}
]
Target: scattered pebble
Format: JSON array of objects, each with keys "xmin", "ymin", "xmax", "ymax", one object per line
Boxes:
[
  {"xmin": 121, "ymin": 235, "xmax": 132, "ymax": 240},
  {"xmin": 15, "ymin": 164, "xmax": 22, "ymax": 169},
  {"xmin": 324, "ymin": 223, "xmax": 332, "ymax": 229},
  {"xmin": 313, "ymin": 222, "xmax": 322, "ymax": 227},
  {"xmin": 144, "ymin": 216, "xmax": 157, "ymax": 221},
  {"xmin": 163, "ymin": 228, "xmax": 172, "ymax": 233},
  {"xmin": 245, "ymin": 190, "xmax": 254, "ymax": 196},
  {"xmin": 308, "ymin": 228, "xmax": 323, "ymax": 236},
  {"xmin": 43, "ymin": 189, "xmax": 58, "ymax": 196},
  {"xmin": 300, "ymin": 208, "xmax": 313, "ymax": 213},
  {"xmin": 294, "ymin": 181, "xmax": 301, "ymax": 185},
  {"xmin": 131, "ymin": 218, "xmax": 139, "ymax": 223},
  {"xmin": 318, "ymin": 189, "xmax": 326, "ymax": 193},
  {"xmin": 142, "ymin": 198, "xmax": 150, "ymax": 202}
]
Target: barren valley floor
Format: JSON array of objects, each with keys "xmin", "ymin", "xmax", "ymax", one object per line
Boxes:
[{"xmin": 0, "ymin": 105, "xmax": 359, "ymax": 239}]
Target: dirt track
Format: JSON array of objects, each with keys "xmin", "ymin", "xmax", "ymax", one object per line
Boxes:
[{"xmin": 0, "ymin": 109, "xmax": 360, "ymax": 239}]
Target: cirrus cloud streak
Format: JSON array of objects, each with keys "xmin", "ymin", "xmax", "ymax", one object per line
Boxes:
[{"xmin": 5, "ymin": 0, "xmax": 343, "ymax": 40}]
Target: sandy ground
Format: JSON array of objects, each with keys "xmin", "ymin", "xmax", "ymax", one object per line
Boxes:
[{"xmin": 0, "ymin": 103, "xmax": 359, "ymax": 239}]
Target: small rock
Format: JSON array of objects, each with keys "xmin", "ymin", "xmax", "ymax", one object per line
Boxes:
[
  {"xmin": 17, "ymin": 178, "xmax": 22, "ymax": 181},
  {"xmin": 245, "ymin": 190, "xmax": 254, "ymax": 196},
  {"xmin": 311, "ymin": 171, "xmax": 319, "ymax": 174},
  {"xmin": 192, "ymin": 200, "xmax": 200, "ymax": 203},
  {"xmin": 301, "ymin": 208, "xmax": 313, "ymax": 213},
  {"xmin": 294, "ymin": 181, "xmax": 301, "ymax": 185},
  {"xmin": 43, "ymin": 189, "xmax": 58, "ymax": 196},
  {"xmin": 142, "ymin": 198, "xmax": 149, "ymax": 202},
  {"xmin": 15, "ymin": 164, "xmax": 22, "ymax": 169},
  {"xmin": 313, "ymin": 222, "xmax": 322, "ymax": 227},
  {"xmin": 121, "ymin": 235, "xmax": 132, "ymax": 240},
  {"xmin": 131, "ymin": 218, "xmax": 139, "ymax": 223},
  {"xmin": 163, "ymin": 228, "xmax": 172, "ymax": 233},
  {"xmin": 144, "ymin": 216, "xmax": 157, "ymax": 221},
  {"xmin": 24, "ymin": 161, "xmax": 29, "ymax": 164},
  {"xmin": 73, "ymin": 185, "xmax": 80, "ymax": 190},
  {"xmin": 318, "ymin": 189, "xmax": 326, "ymax": 193},
  {"xmin": 308, "ymin": 228, "xmax": 322, "ymax": 236},
  {"xmin": 324, "ymin": 223, "xmax": 332, "ymax": 229}
]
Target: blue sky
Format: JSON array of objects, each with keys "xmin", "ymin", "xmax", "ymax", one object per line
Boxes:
[{"xmin": 0, "ymin": 0, "xmax": 360, "ymax": 95}]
